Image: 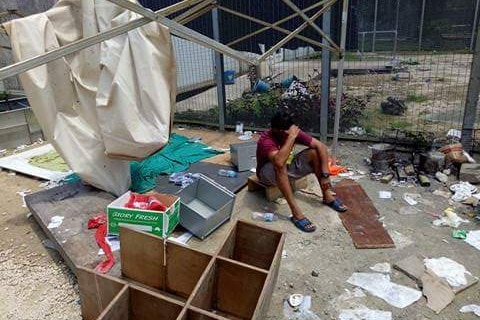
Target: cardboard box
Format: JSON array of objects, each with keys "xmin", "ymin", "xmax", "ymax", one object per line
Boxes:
[{"xmin": 107, "ymin": 191, "xmax": 180, "ymax": 237}]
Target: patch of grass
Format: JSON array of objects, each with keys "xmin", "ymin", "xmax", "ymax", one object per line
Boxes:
[
  {"xmin": 405, "ymin": 93, "xmax": 429, "ymax": 103},
  {"xmin": 389, "ymin": 120, "xmax": 412, "ymax": 129}
]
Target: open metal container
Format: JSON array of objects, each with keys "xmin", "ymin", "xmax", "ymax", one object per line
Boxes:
[{"xmin": 178, "ymin": 174, "xmax": 236, "ymax": 239}]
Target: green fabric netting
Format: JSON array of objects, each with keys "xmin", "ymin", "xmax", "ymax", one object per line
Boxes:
[{"xmin": 64, "ymin": 133, "xmax": 222, "ymax": 193}]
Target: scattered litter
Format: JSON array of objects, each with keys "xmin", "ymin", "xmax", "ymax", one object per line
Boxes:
[
  {"xmin": 250, "ymin": 168, "xmax": 256, "ymax": 173},
  {"xmin": 370, "ymin": 263, "xmax": 391, "ymax": 274},
  {"xmin": 283, "ymin": 295, "xmax": 320, "ymax": 320},
  {"xmin": 14, "ymin": 144, "xmax": 27, "ymax": 152},
  {"xmin": 169, "ymin": 172, "xmax": 199, "ymax": 188},
  {"xmin": 398, "ymin": 206, "xmax": 420, "ymax": 215},
  {"xmin": 7, "ymin": 172, "xmax": 16, "ymax": 176},
  {"xmin": 442, "ymin": 239, "xmax": 450, "ymax": 244},
  {"xmin": 339, "ymin": 171, "xmax": 355, "ymax": 177},
  {"xmin": 460, "ymin": 304, "xmax": 480, "ymax": 317},
  {"xmin": 4, "ymin": 227, "xmax": 8, "ymax": 231},
  {"xmin": 403, "ymin": 193, "xmax": 420, "ymax": 206},
  {"xmin": 450, "ymin": 182, "xmax": 477, "ymax": 202},
  {"xmin": 251, "ymin": 211, "xmax": 278, "ymax": 222},
  {"xmin": 379, "ymin": 191, "xmax": 392, "ymax": 199},
  {"xmin": 168, "ymin": 231, "xmax": 193, "ymax": 245},
  {"xmin": 433, "ymin": 207, "xmax": 469, "ymax": 228},
  {"xmin": 465, "ymin": 230, "xmax": 480, "ymax": 251},
  {"xmin": 339, "ymin": 306, "xmax": 392, "ymax": 320},
  {"xmin": 42, "ymin": 239, "xmax": 59, "ymax": 251},
  {"xmin": 47, "ymin": 215, "xmax": 64, "ymax": 229},
  {"xmin": 447, "ymin": 129, "xmax": 462, "ymax": 140},
  {"xmin": 337, "ymin": 288, "xmax": 366, "ymax": 301},
  {"xmin": 274, "ymin": 197, "xmax": 287, "ymax": 205},
  {"xmin": 452, "ymin": 230, "xmax": 467, "ymax": 240},
  {"xmin": 311, "ymin": 270, "xmax": 319, "ymax": 277},
  {"xmin": 0, "ymin": 149, "xmax": 6, "ymax": 155},
  {"xmin": 26, "ymin": 212, "xmax": 32, "ymax": 218},
  {"xmin": 38, "ymin": 180, "xmax": 61, "ymax": 189},
  {"xmin": 435, "ymin": 172, "xmax": 448, "ymax": 184},
  {"xmin": 432, "ymin": 190, "xmax": 451, "ymax": 199},
  {"xmin": 188, "ymin": 136, "xmax": 202, "ymax": 143},
  {"xmin": 390, "ymin": 230, "xmax": 413, "ymax": 249},
  {"xmin": 347, "ymin": 272, "xmax": 422, "ymax": 308},
  {"xmin": 282, "ymin": 250, "xmax": 288, "ymax": 259},
  {"xmin": 98, "ymin": 236, "xmax": 120, "ymax": 255},
  {"xmin": 288, "ymin": 294, "xmax": 304, "ymax": 307},
  {"xmin": 238, "ymin": 131, "xmax": 253, "ymax": 141},
  {"xmin": 347, "ymin": 127, "xmax": 367, "ymax": 136},
  {"xmin": 16, "ymin": 189, "xmax": 31, "ymax": 207},
  {"xmin": 424, "ymin": 257, "xmax": 471, "ymax": 287}
]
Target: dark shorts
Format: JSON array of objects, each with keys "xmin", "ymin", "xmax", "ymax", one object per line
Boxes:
[{"xmin": 258, "ymin": 149, "xmax": 314, "ymax": 186}]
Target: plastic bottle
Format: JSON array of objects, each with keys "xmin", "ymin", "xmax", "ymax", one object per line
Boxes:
[
  {"xmin": 218, "ymin": 169, "xmax": 238, "ymax": 178},
  {"xmin": 251, "ymin": 212, "xmax": 278, "ymax": 222}
]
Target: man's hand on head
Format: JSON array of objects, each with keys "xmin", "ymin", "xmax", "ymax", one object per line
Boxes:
[{"xmin": 286, "ymin": 125, "xmax": 300, "ymax": 139}]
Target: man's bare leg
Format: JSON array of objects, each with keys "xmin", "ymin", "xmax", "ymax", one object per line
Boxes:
[
  {"xmin": 305, "ymin": 148, "xmax": 347, "ymax": 209},
  {"xmin": 274, "ymin": 165, "xmax": 315, "ymax": 230}
]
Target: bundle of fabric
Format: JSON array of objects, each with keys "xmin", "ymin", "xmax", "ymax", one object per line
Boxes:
[{"xmin": 5, "ymin": 0, "xmax": 176, "ymax": 196}]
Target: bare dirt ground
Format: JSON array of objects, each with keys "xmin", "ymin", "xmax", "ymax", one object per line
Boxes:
[{"xmin": 0, "ymin": 127, "xmax": 480, "ymax": 319}]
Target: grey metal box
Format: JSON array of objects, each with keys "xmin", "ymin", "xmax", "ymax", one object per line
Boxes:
[
  {"xmin": 178, "ymin": 174, "xmax": 236, "ymax": 240},
  {"xmin": 230, "ymin": 141, "xmax": 257, "ymax": 172}
]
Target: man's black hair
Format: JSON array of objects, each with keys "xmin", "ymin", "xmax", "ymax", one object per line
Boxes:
[{"xmin": 271, "ymin": 109, "xmax": 294, "ymax": 130}]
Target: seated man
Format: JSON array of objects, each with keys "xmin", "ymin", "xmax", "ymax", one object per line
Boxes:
[{"xmin": 256, "ymin": 110, "xmax": 347, "ymax": 232}]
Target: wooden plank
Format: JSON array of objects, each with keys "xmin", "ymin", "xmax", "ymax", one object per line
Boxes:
[
  {"xmin": 190, "ymin": 261, "xmax": 217, "ymax": 311},
  {"xmin": 77, "ymin": 267, "xmax": 127, "ymax": 320},
  {"xmin": 333, "ymin": 179, "xmax": 395, "ymax": 249},
  {"xmin": 422, "ymin": 270, "xmax": 455, "ymax": 314},
  {"xmin": 215, "ymin": 259, "xmax": 267, "ymax": 319},
  {"xmin": 219, "ymin": 220, "xmax": 282, "ymax": 270},
  {"xmin": 247, "ymin": 175, "xmax": 308, "ymax": 202},
  {"xmin": 129, "ymin": 285, "xmax": 184, "ymax": 320},
  {"xmin": 97, "ymin": 286, "xmax": 129, "ymax": 320},
  {"xmin": 25, "ymin": 182, "xmax": 116, "ymax": 274},
  {"xmin": 182, "ymin": 306, "xmax": 232, "ymax": 320},
  {"xmin": 119, "ymin": 226, "xmax": 165, "ymax": 290},
  {"xmin": 166, "ymin": 242, "xmax": 212, "ymax": 299}
]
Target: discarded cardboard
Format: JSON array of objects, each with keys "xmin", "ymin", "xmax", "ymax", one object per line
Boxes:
[
  {"xmin": 107, "ymin": 191, "xmax": 180, "ymax": 237},
  {"xmin": 422, "ymin": 270, "xmax": 456, "ymax": 313},
  {"xmin": 460, "ymin": 163, "xmax": 480, "ymax": 184}
]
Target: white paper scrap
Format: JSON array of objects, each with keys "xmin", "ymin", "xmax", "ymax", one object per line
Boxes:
[{"xmin": 347, "ymin": 272, "xmax": 422, "ymax": 308}]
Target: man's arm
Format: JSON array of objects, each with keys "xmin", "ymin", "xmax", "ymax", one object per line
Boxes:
[{"xmin": 268, "ymin": 125, "xmax": 300, "ymax": 168}]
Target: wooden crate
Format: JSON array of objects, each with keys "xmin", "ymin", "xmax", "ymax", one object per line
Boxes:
[{"xmin": 79, "ymin": 220, "xmax": 285, "ymax": 320}]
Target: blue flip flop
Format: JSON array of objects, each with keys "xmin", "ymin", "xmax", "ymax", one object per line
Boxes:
[
  {"xmin": 325, "ymin": 199, "xmax": 348, "ymax": 213},
  {"xmin": 290, "ymin": 217, "xmax": 316, "ymax": 233}
]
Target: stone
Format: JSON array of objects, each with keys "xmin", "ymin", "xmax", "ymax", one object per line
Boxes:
[{"xmin": 311, "ymin": 270, "xmax": 319, "ymax": 277}]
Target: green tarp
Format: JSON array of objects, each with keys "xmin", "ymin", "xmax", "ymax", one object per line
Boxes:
[{"xmin": 65, "ymin": 134, "xmax": 222, "ymax": 193}]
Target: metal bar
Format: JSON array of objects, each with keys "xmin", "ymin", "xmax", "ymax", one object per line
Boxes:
[
  {"xmin": 0, "ymin": 16, "xmax": 151, "ymax": 81},
  {"xmin": 227, "ymin": 0, "xmax": 331, "ymax": 47},
  {"xmin": 393, "ymin": 0, "xmax": 400, "ymax": 56},
  {"xmin": 471, "ymin": 0, "xmax": 480, "ymax": 51},
  {"xmin": 331, "ymin": 0, "xmax": 349, "ymax": 159},
  {"xmin": 218, "ymin": 5, "xmax": 332, "ymax": 50},
  {"xmin": 161, "ymin": 0, "xmax": 208, "ymax": 16},
  {"xmin": 418, "ymin": 0, "xmax": 426, "ymax": 50},
  {"xmin": 174, "ymin": 0, "xmax": 213, "ymax": 23},
  {"xmin": 461, "ymin": 16, "xmax": 480, "ymax": 152},
  {"xmin": 320, "ymin": 8, "xmax": 332, "ymax": 142},
  {"xmin": 361, "ymin": 32, "xmax": 365, "ymax": 56},
  {"xmin": 178, "ymin": 4, "xmax": 213, "ymax": 25},
  {"xmin": 0, "ymin": 0, "xmax": 216, "ymax": 80},
  {"xmin": 212, "ymin": 8, "xmax": 226, "ymax": 131},
  {"xmin": 281, "ymin": 0, "xmax": 339, "ymax": 51},
  {"xmin": 258, "ymin": 0, "xmax": 338, "ymax": 62},
  {"xmin": 106, "ymin": 0, "xmax": 258, "ymax": 65},
  {"xmin": 372, "ymin": 0, "xmax": 378, "ymax": 52}
]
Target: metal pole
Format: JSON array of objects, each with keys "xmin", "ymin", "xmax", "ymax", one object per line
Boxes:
[
  {"xmin": 418, "ymin": 0, "xmax": 426, "ymax": 51},
  {"xmin": 470, "ymin": 0, "xmax": 480, "ymax": 52},
  {"xmin": 259, "ymin": 0, "xmax": 339, "ymax": 61},
  {"xmin": 393, "ymin": 0, "xmax": 400, "ymax": 56},
  {"xmin": 320, "ymin": 8, "xmax": 331, "ymax": 142},
  {"xmin": 361, "ymin": 32, "xmax": 365, "ymax": 56},
  {"xmin": 331, "ymin": 0, "xmax": 349, "ymax": 159},
  {"xmin": 461, "ymin": 19, "xmax": 480, "ymax": 152},
  {"xmin": 212, "ymin": 8, "xmax": 226, "ymax": 131},
  {"xmin": 227, "ymin": 0, "xmax": 331, "ymax": 47},
  {"xmin": 372, "ymin": 0, "xmax": 378, "ymax": 52},
  {"xmin": 281, "ymin": 0, "xmax": 340, "ymax": 51}
]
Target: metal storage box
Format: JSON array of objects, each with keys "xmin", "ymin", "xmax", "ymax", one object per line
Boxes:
[
  {"xmin": 178, "ymin": 174, "xmax": 235, "ymax": 239},
  {"xmin": 230, "ymin": 141, "xmax": 257, "ymax": 172}
]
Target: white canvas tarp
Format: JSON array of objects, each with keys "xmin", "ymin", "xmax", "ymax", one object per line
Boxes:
[{"xmin": 4, "ymin": 0, "xmax": 176, "ymax": 196}]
